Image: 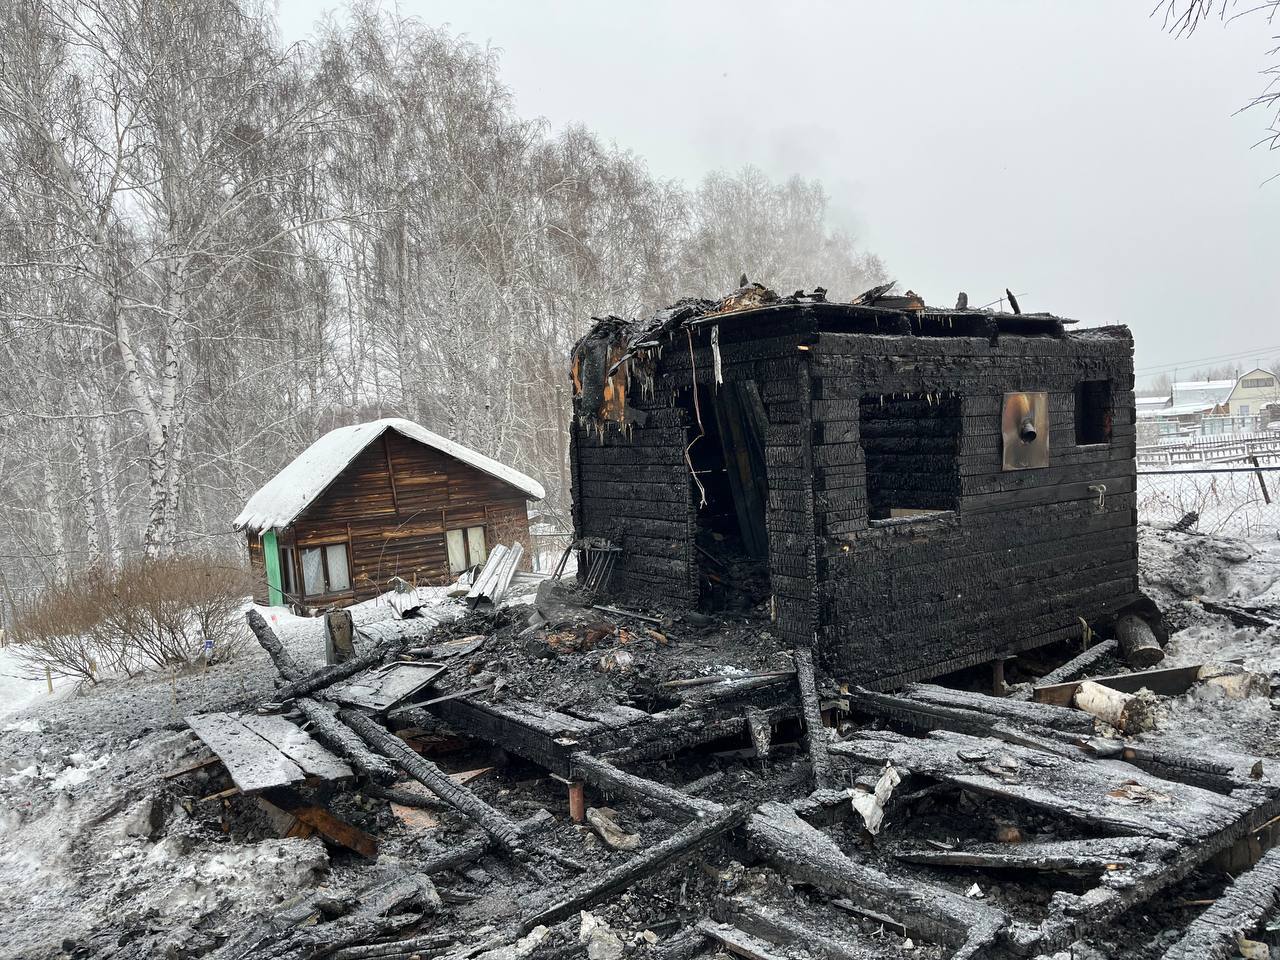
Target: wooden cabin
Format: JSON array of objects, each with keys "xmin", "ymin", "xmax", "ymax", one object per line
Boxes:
[
  {"xmin": 235, "ymin": 418, "xmax": 544, "ymax": 609},
  {"xmin": 570, "ymin": 287, "xmax": 1152, "ymax": 689}
]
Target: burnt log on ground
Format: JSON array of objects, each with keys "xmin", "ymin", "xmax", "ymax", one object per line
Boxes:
[
  {"xmin": 568, "ymin": 751, "xmax": 720, "ymax": 822},
  {"xmin": 247, "ymin": 609, "xmax": 306, "ymax": 681},
  {"xmin": 895, "ymin": 835, "xmax": 1179, "ymax": 876},
  {"xmin": 745, "ymin": 801, "xmax": 1006, "ymax": 959},
  {"xmin": 899, "ymin": 683, "xmax": 1096, "ymax": 735},
  {"xmin": 830, "ymin": 730, "xmax": 1255, "ymax": 843},
  {"xmin": 694, "ymin": 920, "xmax": 787, "ymax": 960},
  {"xmin": 518, "ymin": 804, "xmax": 748, "ymax": 933},
  {"xmin": 1161, "ymin": 846, "xmax": 1280, "ymax": 959},
  {"xmin": 417, "ymin": 810, "xmax": 554, "ymax": 876},
  {"xmin": 295, "ymin": 698, "xmax": 397, "ymax": 781},
  {"xmin": 269, "ymin": 643, "xmax": 402, "ymax": 706},
  {"xmin": 339, "ymin": 709, "xmax": 526, "ymax": 856},
  {"xmin": 793, "ymin": 647, "xmax": 833, "ymax": 789}
]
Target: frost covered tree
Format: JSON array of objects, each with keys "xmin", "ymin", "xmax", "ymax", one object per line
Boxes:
[{"xmin": 0, "ymin": 0, "xmax": 886, "ymax": 609}]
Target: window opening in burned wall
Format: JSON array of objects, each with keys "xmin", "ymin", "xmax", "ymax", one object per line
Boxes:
[
  {"xmin": 1074, "ymin": 380, "xmax": 1113, "ymax": 445},
  {"xmin": 859, "ymin": 392, "xmax": 962, "ymax": 523},
  {"xmin": 678, "ymin": 380, "xmax": 771, "ymax": 611}
]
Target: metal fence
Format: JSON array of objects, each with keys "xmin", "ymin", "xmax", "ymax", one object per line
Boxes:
[{"xmin": 1136, "ymin": 465, "xmax": 1280, "ymax": 540}]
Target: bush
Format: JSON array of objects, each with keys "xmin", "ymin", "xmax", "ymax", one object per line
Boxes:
[{"xmin": 10, "ymin": 556, "xmax": 254, "ymax": 681}]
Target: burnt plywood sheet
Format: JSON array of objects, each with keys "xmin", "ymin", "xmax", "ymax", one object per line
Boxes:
[
  {"xmin": 238, "ymin": 713, "xmax": 352, "ymax": 781},
  {"xmin": 187, "ymin": 712, "xmax": 351, "ymax": 794},
  {"xmin": 328, "ymin": 661, "xmax": 448, "ymax": 712}
]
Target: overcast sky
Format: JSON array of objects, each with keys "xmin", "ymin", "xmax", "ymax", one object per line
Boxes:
[{"xmin": 278, "ymin": 1, "xmax": 1280, "ymax": 385}]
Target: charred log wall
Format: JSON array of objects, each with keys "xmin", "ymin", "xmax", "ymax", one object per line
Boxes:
[
  {"xmin": 812, "ymin": 327, "xmax": 1138, "ymax": 686},
  {"xmin": 569, "ymin": 306, "xmax": 1139, "ymax": 686}
]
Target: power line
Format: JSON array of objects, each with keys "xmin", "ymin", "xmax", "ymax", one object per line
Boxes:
[{"xmin": 1136, "ymin": 344, "xmax": 1280, "ymax": 375}]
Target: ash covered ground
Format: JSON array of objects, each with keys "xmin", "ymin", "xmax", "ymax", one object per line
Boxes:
[{"xmin": 2, "ymin": 527, "xmax": 1280, "ymax": 960}]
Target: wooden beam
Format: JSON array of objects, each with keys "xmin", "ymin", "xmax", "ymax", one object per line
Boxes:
[
  {"xmin": 1162, "ymin": 847, "xmax": 1280, "ymax": 959},
  {"xmin": 246, "ymin": 608, "xmax": 306, "ymax": 681},
  {"xmin": 519, "ymin": 804, "xmax": 748, "ymax": 933},
  {"xmin": 793, "ymin": 647, "xmax": 832, "ymax": 790},
  {"xmin": 262, "ymin": 787, "xmax": 379, "ymax": 858},
  {"xmin": 694, "ymin": 921, "xmax": 784, "ymax": 960},
  {"xmin": 1034, "ymin": 659, "xmax": 1244, "ymax": 707},
  {"xmin": 568, "ymin": 751, "xmax": 720, "ymax": 822}
]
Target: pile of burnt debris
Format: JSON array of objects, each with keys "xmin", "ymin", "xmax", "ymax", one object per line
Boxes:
[{"xmin": 165, "ymin": 570, "xmax": 1280, "ymax": 960}]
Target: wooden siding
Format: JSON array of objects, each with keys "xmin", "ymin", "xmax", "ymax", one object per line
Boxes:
[{"xmin": 256, "ymin": 429, "xmax": 532, "ymax": 608}]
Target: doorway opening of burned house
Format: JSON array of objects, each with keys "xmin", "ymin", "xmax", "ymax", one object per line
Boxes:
[
  {"xmin": 859, "ymin": 392, "xmax": 962, "ymax": 522},
  {"xmin": 679, "ymin": 381, "xmax": 770, "ymax": 611}
]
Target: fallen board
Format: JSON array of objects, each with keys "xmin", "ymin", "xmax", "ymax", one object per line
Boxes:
[
  {"xmin": 186, "ymin": 712, "xmax": 351, "ymax": 794},
  {"xmin": 1033, "ymin": 659, "xmax": 1244, "ymax": 707},
  {"xmin": 328, "ymin": 661, "xmax": 448, "ymax": 712},
  {"xmin": 831, "ymin": 729, "xmax": 1256, "ymax": 843}
]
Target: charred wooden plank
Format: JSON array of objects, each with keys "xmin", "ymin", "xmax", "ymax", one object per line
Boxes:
[
  {"xmin": 269, "ymin": 643, "xmax": 401, "ymax": 706},
  {"xmin": 295, "ymin": 698, "xmax": 397, "ymax": 781},
  {"xmin": 1034, "ymin": 659, "xmax": 1244, "ymax": 707},
  {"xmin": 714, "ymin": 898, "xmax": 873, "ymax": 960},
  {"xmin": 568, "ymin": 751, "xmax": 720, "ymax": 822},
  {"xmin": 260, "ymin": 787, "xmax": 379, "ymax": 859},
  {"xmin": 1014, "ymin": 638, "xmax": 1117, "ymax": 698},
  {"xmin": 896, "ymin": 835, "xmax": 1178, "ymax": 875},
  {"xmin": 745, "ymin": 801, "xmax": 1005, "ymax": 959},
  {"xmin": 186, "ymin": 712, "xmax": 306, "ymax": 794},
  {"xmin": 793, "ymin": 647, "xmax": 832, "ymax": 789},
  {"xmin": 1161, "ymin": 847, "xmax": 1280, "ymax": 959},
  {"xmin": 339, "ymin": 709, "xmax": 526, "ymax": 856},
  {"xmin": 831, "ymin": 729, "xmax": 1252, "ymax": 842},
  {"xmin": 695, "ymin": 921, "xmax": 785, "ymax": 960},
  {"xmin": 237, "ymin": 713, "xmax": 353, "ymax": 781},
  {"xmin": 417, "ymin": 810, "xmax": 554, "ymax": 876},
  {"xmin": 519, "ymin": 804, "xmax": 747, "ymax": 933}
]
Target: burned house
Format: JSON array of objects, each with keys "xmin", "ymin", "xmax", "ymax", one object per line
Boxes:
[
  {"xmin": 570, "ymin": 286, "xmax": 1147, "ymax": 687},
  {"xmin": 235, "ymin": 418, "xmax": 544, "ymax": 608}
]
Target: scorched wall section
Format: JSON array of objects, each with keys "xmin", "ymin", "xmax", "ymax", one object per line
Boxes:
[{"xmin": 811, "ymin": 327, "xmax": 1138, "ymax": 686}]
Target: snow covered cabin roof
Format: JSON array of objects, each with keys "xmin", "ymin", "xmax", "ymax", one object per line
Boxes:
[{"xmin": 233, "ymin": 417, "xmax": 544, "ymax": 534}]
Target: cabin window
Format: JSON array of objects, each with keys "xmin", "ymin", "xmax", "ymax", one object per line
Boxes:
[
  {"xmin": 859, "ymin": 392, "xmax": 961, "ymax": 522},
  {"xmin": 446, "ymin": 525, "xmax": 488, "ymax": 574},
  {"xmin": 299, "ymin": 542, "xmax": 352, "ymax": 596},
  {"xmin": 1074, "ymin": 380, "xmax": 1112, "ymax": 444}
]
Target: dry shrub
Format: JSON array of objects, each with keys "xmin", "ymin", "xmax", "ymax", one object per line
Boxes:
[{"xmin": 10, "ymin": 556, "xmax": 254, "ymax": 681}]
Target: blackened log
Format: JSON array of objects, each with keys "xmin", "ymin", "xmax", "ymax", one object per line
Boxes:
[
  {"xmin": 519, "ymin": 804, "xmax": 748, "ymax": 933},
  {"xmin": 295, "ymin": 698, "xmax": 397, "ymax": 781},
  {"xmin": 745, "ymin": 801, "xmax": 1005, "ymax": 960},
  {"xmin": 247, "ymin": 609, "xmax": 305, "ymax": 681},
  {"xmin": 339, "ymin": 709, "xmax": 526, "ymax": 856},
  {"xmin": 1115, "ymin": 614, "xmax": 1164, "ymax": 669},
  {"xmin": 329, "ymin": 933, "xmax": 453, "ymax": 960},
  {"xmin": 793, "ymin": 647, "xmax": 832, "ymax": 790},
  {"xmin": 417, "ymin": 810, "xmax": 554, "ymax": 876},
  {"xmin": 270, "ymin": 643, "xmax": 400, "ymax": 705},
  {"xmin": 568, "ymin": 751, "xmax": 720, "ymax": 822},
  {"xmin": 1162, "ymin": 847, "xmax": 1280, "ymax": 959},
  {"xmin": 900, "ymin": 683, "xmax": 1095, "ymax": 735},
  {"xmin": 895, "ymin": 835, "xmax": 1177, "ymax": 875},
  {"xmin": 362, "ymin": 784, "xmax": 446, "ymax": 808}
]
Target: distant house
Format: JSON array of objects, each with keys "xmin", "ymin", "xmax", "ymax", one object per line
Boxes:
[
  {"xmin": 1226, "ymin": 367, "xmax": 1280, "ymax": 420},
  {"xmin": 234, "ymin": 418, "xmax": 544, "ymax": 609}
]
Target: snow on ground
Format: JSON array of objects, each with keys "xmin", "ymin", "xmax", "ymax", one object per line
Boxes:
[
  {"xmin": 0, "ymin": 588, "xmax": 469, "ymax": 960},
  {"xmin": 0, "ymin": 647, "xmax": 49, "ymax": 721}
]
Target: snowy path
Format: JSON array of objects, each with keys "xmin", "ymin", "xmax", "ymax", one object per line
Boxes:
[{"xmin": 0, "ymin": 648, "xmax": 47, "ymax": 720}]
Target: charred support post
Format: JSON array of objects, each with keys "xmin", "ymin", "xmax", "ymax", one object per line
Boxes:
[
  {"xmin": 568, "ymin": 781, "xmax": 586, "ymax": 823},
  {"xmin": 338, "ymin": 709, "xmax": 526, "ymax": 857},
  {"xmin": 794, "ymin": 647, "xmax": 832, "ymax": 790},
  {"xmin": 247, "ymin": 609, "xmax": 305, "ymax": 681},
  {"xmin": 1115, "ymin": 614, "xmax": 1164, "ymax": 669}
]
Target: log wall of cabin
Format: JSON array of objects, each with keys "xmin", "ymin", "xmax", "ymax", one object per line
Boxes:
[
  {"xmin": 263, "ymin": 430, "xmax": 532, "ymax": 607},
  {"xmin": 570, "ymin": 306, "xmax": 1141, "ymax": 688},
  {"xmin": 810, "ymin": 326, "xmax": 1139, "ymax": 687}
]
